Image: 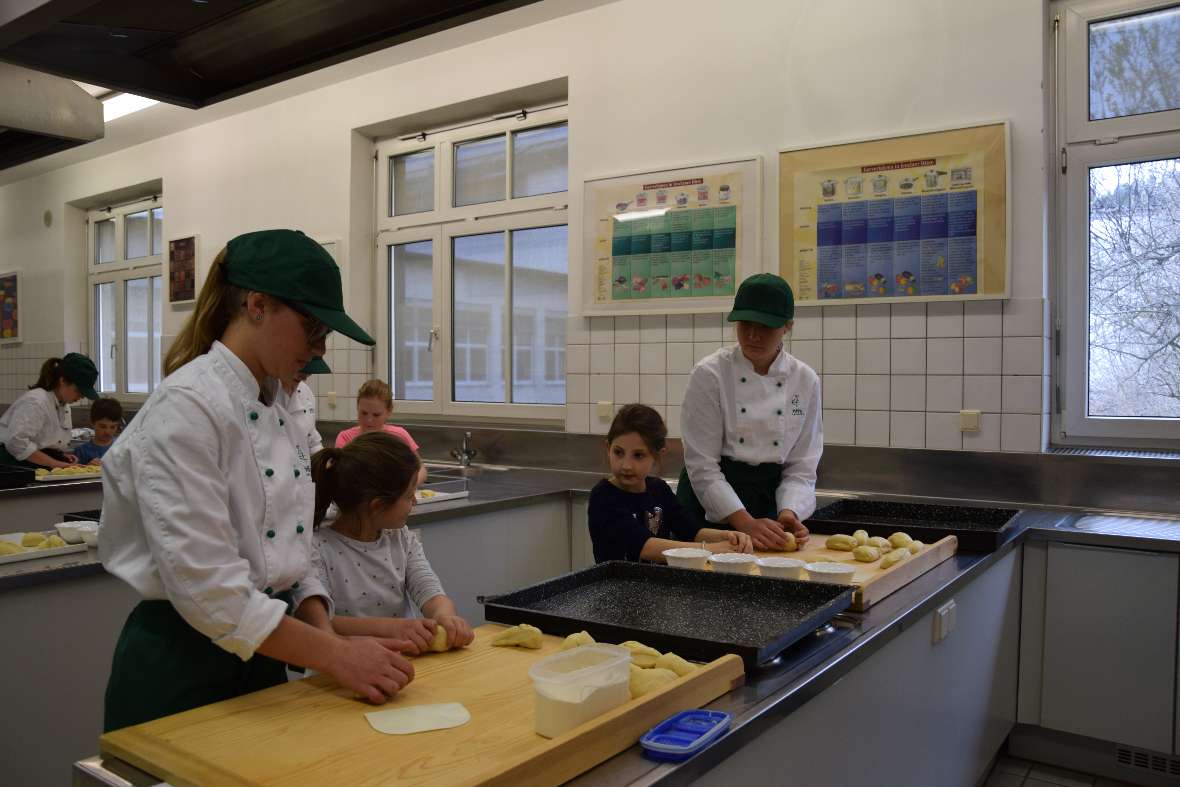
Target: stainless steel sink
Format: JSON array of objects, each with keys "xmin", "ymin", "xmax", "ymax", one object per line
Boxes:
[{"xmin": 424, "ymin": 463, "xmax": 510, "ymax": 479}]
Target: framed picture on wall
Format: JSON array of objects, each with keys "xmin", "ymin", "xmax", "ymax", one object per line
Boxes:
[
  {"xmin": 580, "ymin": 157, "xmax": 762, "ymax": 316},
  {"xmin": 0, "ymin": 271, "xmax": 20, "ymax": 344},
  {"xmin": 779, "ymin": 121, "xmax": 1010, "ymax": 305},
  {"xmin": 167, "ymin": 235, "xmax": 198, "ymax": 305}
]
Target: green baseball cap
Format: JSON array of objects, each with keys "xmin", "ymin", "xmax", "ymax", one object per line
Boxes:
[
  {"xmin": 224, "ymin": 229, "xmax": 375, "ymax": 346},
  {"xmin": 301, "ymin": 356, "xmax": 331, "ymax": 375},
  {"xmin": 726, "ymin": 273, "xmax": 795, "ymax": 328},
  {"xmin": 61, "ymin": 353, "xmax": 99, "ymax": 400}
]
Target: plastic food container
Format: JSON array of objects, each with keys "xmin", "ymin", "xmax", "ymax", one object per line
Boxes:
[
  {"xmin": 663, "ymin": 547, "xmax": 710, "ymax": 570},
  {"xmin": 75, "ymin": 523, "xmax": 100, "ymax": 548},
  {"xmin": 640, "ymin": 709, "xmax": 732, "ymax": 762},
  {"xmin": 806, "ymin": 562, "xmax": 856, "ymax": 584},
  {"xmin": 708, "ymin": 553, "xmax": 757, "ymax": 575},
  {"xmin": 756, "ymin": 557, "xmax": 806, "ymax": 580},
  {"xmin": 54, "ymin": 521, "xmax": 85, "ymax": 544},
  {"xmin": 529, "ymin": 643, "xmax": 631, "ymax": 738}
]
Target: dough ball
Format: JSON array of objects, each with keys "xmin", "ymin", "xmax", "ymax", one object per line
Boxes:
[
  {"xmin": 867, "ymin": 536, "xmax": 893, "ymax": 553},
  {"xmin": 42, "ymin": 535, "xmax": 67, "ymax": 549},
  {"xmin": 853, "ymin": 530, "xmax": 869, "ymax": 546},
  {"xmin": 0, "ymin": 542, "xmax": 24, "ymax": 556},
  {"xmin": 881, "ymin": 549, "xmax": 908, "ymax": 569},
  {"xmin": 21, "ymin": 533, "xmax": 46, "ymax": 548},
  {"xmin": 629, "ymin": 667, "xmax": 678, "ymax": 699},
  {"xmin": 779, "ymin": 531, "xmax": 797, "ymax": 552},
  {"xmin": 429, "ymin": 625, "xmax": 449, "ymax": 653},
  {"xmin": 620, "ymin": 640, "xmax": 661, "ymax": 668},
  {"xmin": 852, "ymin": 545, "xmax": 880, "ymax": 563},
  {"xmin": 888, "ymin": 532, "xmax": 914, "ymax": 549},
  {"xmin": 560, "ymin": 631, "xmax": 595, "ymax": 651},
  {"xmin": 908, "ymin": 540, "xmax": 924, "ymax": 555},
  {"xmin": 653, "ymin": 652, "xmax": 697, "ymax": 677},
  {"xmin": 824, "ymin": 535, "xmax": 856, "ymax": 551},
  {"xmin": 491, "ymin": 623, "xmax": 543, "ymax": 649}
]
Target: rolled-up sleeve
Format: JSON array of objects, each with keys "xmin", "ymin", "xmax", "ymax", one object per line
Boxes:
[
  {"xmin": 776, "ymin": 376, "xmax": 823, "ymax": 521},
  {"xmin": 681, "ymin": 364, "xmax": 744, "ymax": 524},
  {"xmin": 2, "ymin": 397, "xmax": 44, "ymax": 460},
  {"xmin": 132, "ymin": 388, "xmax": 287, "ymax": 660},
  {"xmin": 404, "ymin": 530, "xmax": 445, "ymax": 610}
]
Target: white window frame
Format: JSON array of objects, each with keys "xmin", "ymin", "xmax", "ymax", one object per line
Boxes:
[
  {"xmin": 1052, "ymin": 0, "xmax": 1180, "ymax": 447},
  {"xmin": 374, "ymin": 106, "xmax": 568, "ymax": 421},
  {"xmin": 86, "ymin": 197, "xmax": 165, "ymax": 402}
]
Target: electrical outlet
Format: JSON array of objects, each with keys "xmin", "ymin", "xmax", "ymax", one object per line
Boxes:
[
  {"xmin": 596, "ymin": 401, "xmax": 613, "ymax": 419},
  {"xmin": 328, "ymin": 391, "xmax": 337, "ymax": 408},
  {"xmin": 959, "ymin": 409, "xmax": 981, "ymax": 432}
]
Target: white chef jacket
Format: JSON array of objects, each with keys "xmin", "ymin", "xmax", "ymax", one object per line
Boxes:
[
  {"xmin": 681, "ymin": 344, "xmax": 823, "ymax": 524},
  {"xmin": 99, "ymin": 341, "xmax": 331, "ymax": 661},
  {"xmin": 0, "ymin": 387, "xmax": 72, "ymax": 460},
  {"xmin": 281, "ymin": 381, "xmax": 322, "ymax": 456}
]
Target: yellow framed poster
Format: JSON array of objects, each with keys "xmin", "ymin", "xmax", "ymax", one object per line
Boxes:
[
  {"xmin": 780, "ymin": 121, "xmax": 1009, "ymax": 305},
  {"xmin": 581, "ymin": 157, "xmax": 761, "ymax": 315}
]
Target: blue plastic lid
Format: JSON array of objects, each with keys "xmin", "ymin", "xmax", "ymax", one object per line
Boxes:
[{"xmin": 639, "ymin": 710, "xmax": 731, "ymax": 762}]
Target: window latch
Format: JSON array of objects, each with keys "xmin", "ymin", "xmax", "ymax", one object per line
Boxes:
[
  {"xmin": 1094, "ymin": 137, "xmax": 1118, "ymax": 146},
  {"xmin": 427, "ymin": 327, "xmax": 439, "ymax": 352}
]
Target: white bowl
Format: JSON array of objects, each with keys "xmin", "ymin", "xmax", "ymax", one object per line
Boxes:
[
  {"xmin": 757, "ymin": 557, "xmax": 806, "ymax": 579},
  {"xmin": 708, "ymin": 553, "xmax": 757, "ymax": 575},
  {"xmin": 54, "ymin": 522, "xmax": 85, "ymax": 544},
  {"xmin": 75, "ymin": 523, "xmax": 100, "ymax": 548},
  {"xmin": 663, "ymin": 547, "xmax": 710, "ymax": 570},
  {"xmin": 806, "ymin": 561, "xmax": 857, "ymax": 585}
]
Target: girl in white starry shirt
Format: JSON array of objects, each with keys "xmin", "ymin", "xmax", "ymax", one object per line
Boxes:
[{"xmin": 292, "ymin": 431, "xmax": 474, "ymax": 654}]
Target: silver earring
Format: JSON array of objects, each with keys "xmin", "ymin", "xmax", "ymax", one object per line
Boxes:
[{"xmin": 254, "ymin": 312, "xmax": 263, "ymax": 322}]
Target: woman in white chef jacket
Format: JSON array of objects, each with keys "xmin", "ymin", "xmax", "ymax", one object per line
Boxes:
[
  {"xmin": 0, "ymin": 353, "xmax": 100, "ymax": 468},
  {"xmin": 100, "ymin": 229, "xmax": 414, "ymax": 732},
  {"xmin": 281, "ymin": 356, "xmax": 328, "ymax": 455},
  {"xmin": 677, "ymin": 274, "xmax": 822, "ymax": 551}
]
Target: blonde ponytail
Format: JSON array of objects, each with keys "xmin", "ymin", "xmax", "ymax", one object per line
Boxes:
[{"xmin": 164, "ymin": 249, "xmax": 247, "ymax": 376}]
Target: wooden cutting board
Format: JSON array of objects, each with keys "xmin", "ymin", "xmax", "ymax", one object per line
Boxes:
[
  {"xmin": 101, "ymin": 626, "xmax": 745, "ymax": 787},
  {"xmin": 757, "ymin": 532, "xmax": 958, "ymax": 611}
]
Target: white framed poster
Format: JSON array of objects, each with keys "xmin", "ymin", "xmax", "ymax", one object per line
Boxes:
[
  {"xmin": 780, "ymin": 121, "xmax": 1010, "ymax": 305},
  {"xmin": 581, "ymin": 157, "xmax": 762, "ymax": 316}
]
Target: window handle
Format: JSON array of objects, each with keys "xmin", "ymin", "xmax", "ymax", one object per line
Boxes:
[
  {"xmin": 109, "ymin": 343, "xmax": 117, "ymax": 360},
  {"xmin": 427, "ymin": 327, "xmax": 439, "ymax": 352}
]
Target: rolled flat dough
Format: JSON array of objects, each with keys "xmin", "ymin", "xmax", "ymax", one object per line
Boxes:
[{"xmin": 365, "ymin": 703, "xmax": 471, "ymax": 735}]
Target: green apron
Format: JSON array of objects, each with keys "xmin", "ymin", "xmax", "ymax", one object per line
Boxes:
[
  {"xmin": 676, "ymin": 457, "xmax": 785, "ymax": 530},
  {"xmin": 104, "ymin": 599, "xmax": 290, "ymax": 732}
]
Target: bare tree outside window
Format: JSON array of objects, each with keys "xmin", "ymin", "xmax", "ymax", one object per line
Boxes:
[
  {"xmin": 1088, "ymin": 4, "xmax": 1180, "ymax": 121},
  {"xmin": 1088, "ymin": 157, "xmax": 1180, "ymax": 416}
]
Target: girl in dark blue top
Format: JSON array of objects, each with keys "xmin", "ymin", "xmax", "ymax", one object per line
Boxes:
[{"xmin": 588, "ymin": 404, "xmax": 753, "ymax": 563}]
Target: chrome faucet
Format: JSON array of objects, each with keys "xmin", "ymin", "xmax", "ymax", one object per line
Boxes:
[{"xmin": 450, "ymin": 431, "xmax": 477, "ymax": 467}]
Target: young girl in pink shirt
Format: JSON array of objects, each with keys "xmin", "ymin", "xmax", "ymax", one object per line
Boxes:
[{"xmin": 335, "ymin": 379, "xmax": 426, "ymax": 484}]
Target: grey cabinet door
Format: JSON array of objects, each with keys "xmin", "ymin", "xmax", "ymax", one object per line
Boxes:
[{"xmin": 1041, "ymin": 542, "xmax": 1177, "ymax": 753}]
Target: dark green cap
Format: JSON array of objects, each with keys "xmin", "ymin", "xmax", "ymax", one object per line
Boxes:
[
  {"xmin": 727, "ymin": 273, "xmax": 795, "ymax": 328},
  {"xmin": 62, "ymin": 353, "xmax": 99, "ymax": 400},
  {"xmin": 224, "ymin": 229, "xmax": 375, "ymax": 346},
  {"xmin": 301, "ymin": 356, "xmax": 331, "ymax": 375}
]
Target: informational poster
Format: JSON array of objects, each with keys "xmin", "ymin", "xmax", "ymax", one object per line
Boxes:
[
  {"xmin": 0, "ymin": 271, "xmax": 19, "ymax": 344},
  {"xmin": 582, "ymin": 159, "xmax": 761, "ymax": 315},
  {"xmin": 780, "ymin": 123, "xmax": 1008, "ymax": 305},
  {"xmin": 168, "ymin": 235, "xmax": 197, "ymax": 305}
]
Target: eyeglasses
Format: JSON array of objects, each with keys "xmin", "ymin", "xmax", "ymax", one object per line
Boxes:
[{"xmin": 283, "ymin": 300, "xmax": 331, "ymax": 345}]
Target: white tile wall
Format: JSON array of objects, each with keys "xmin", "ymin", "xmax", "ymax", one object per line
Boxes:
[{"xmin": 557, "ymin": 299, "xmax": 1049, "ymax": 452}]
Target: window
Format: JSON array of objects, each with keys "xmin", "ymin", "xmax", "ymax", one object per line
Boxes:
[
  {"xmin": 87, "ymin": 197, "xmax": 165, "ymax": 399},
  {"xmin": 1053, "ymin": 0, "xmax": 1180, "ymax": 445},
  {"xmin": 376, "ymin": 107, "xmax": 568, "ymax": 418}
]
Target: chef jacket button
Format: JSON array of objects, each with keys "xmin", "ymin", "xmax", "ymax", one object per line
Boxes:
[
  {"xmin": 265, "ymin": 468, "xmax": 274, "ymax": 477},
  {"xmin": 740, "ymin": 376, "xmax": 747, "ymax": 383},
  {"xmin": 741, "ymin": 407, "xmax": 746, "ymax": 414},
  {"xmin": 280, "ymin": 418, "xmax": 285, "ymax": 426},
  {"xmin": 264, "ymin": 586, "xmax": 273, "ymax": 595},
  {"xmin": 776, "ymin": 382, "xmax": 783, "ymax": 388},
  {"xmin": 777, "ymin": 409, "xmax": 783, "ymax": 415},
  {"xmin": 738, "ymin": 437, "xmax": 745, "ymax": 444},
  {"xmin": 294, "ymin": 468, "xmax": 301, "ymax": 478},
  {"xmin": 249, "ymin": 411, "xmax": 259, "ymax": 421},
  {"xmin": 292, "ymin": 581, "xmax": 300, "ymax": 590},
  {"xmin": 296, "ymin": 525, "xmax": 305, "ymax": 534},
  {"xmin": 266, "ymin": 529, "xmax": 276, "ymax": 539},
  {"xmin": 774, "ymin": 440, "xmax": 780, "ymax": 446}
]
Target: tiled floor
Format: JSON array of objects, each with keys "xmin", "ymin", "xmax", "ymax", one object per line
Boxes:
[{"xmin": 987, "ymin": 756, "xmax": 1138, "ymax": 787}]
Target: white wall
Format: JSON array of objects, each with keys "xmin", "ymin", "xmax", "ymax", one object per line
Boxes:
[{"xmin": 0, "ymin": 0, "xmax": 1048, "ymax": 450}]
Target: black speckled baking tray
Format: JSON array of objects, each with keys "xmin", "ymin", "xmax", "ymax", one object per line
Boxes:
[
  {"xmin": 806, "ymin": 500, "xmax": 1019, "ymax": 552},
  {"xmin": 482, "ymin": 561, "xmax": 853, "ymax": 669}
]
